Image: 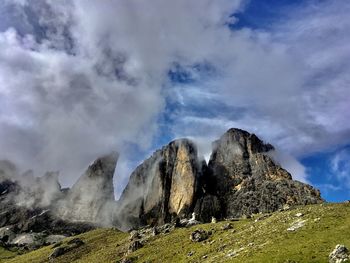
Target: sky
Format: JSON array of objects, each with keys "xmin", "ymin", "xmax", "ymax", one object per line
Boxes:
[{"xmin": 0, "ymin": 0, "xmax": 349, "ymax": 202}]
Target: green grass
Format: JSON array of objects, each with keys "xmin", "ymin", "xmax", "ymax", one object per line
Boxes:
[
  {"xmin": 3, "ymin": 203, "xmax": 350, "ymax": 263},
  {"xmin": 0, "ymin": 246, "xmax": 18, "ymax": 262}
]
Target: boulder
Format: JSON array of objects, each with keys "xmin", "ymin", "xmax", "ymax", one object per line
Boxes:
[
  {"xmin": 127, "ymin": 240, "xmax": 143, "ymax": 253},
  {"xmin": 0, "ymin": 226, "xmax": 16, "ymax": 243},
  {"xmin": 190, "ymin": 229, "xmax": 208, "ymax": 242},
  {"xmin": 329, "ymin": 244, "xmax": 349, "ymax": 263}
]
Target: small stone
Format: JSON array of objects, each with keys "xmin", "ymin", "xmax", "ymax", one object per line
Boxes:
[
  {"xmin": 49, "ymin": 247, "xmax": 66, "ymax": 259},
  {"xmin": 128, "ymin": 240, "xmax": 143, "ymax": 253},
  {"xmin": 283, "ymin": 204, "xmax": 291, "ymax": 211},
  {"xmin": 227, "ymin": 251, "xmax": 236, "ymax": 257},
  {"xmin": 203, "ymin": 255, "xmax": 208, "ymax": 259},
  {"xmin": 67, "ymin": 238, "xmax": 84, "ymax": 248},
  {"xmin": 187, "ymin": 251, "xmax": 194, "ymax": 257},
  {"xmin": 129, "ymin": 231, "xmax": 140, "ymax": 241},
  {"xmin": 152, "ymin": 227, "xmax": 159, "ymax": 236},
  {"xmin": 222, "ymin": 223, "xmax": 233, "ymax": 230},
  {"xmin": 295, "ymin": 213, "xmax": 303, "ymax": 217},
  {"xmin": 287, "ymin": 220, "xmax": 306, "ymax": 231},
  {"xmin": 190, "ymin": 229, "xmax": 208, "ymax": 242},
  {"xmin": 329, "ymin": 244, "xmax": 349, "ymax": 263},
  {"xmin": 242, "ymin": 214, "xmax": 251, "ymax": 219}
]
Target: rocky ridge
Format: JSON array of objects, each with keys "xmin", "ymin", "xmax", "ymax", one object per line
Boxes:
[{"xmin": 0, "ymin": 128, "xmax": 323, "ymax": 238}]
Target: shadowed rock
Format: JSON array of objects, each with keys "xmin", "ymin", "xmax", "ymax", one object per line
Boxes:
[
  {"xmin": 206, "ymin": 128, "xmax": 323, "ymax": 218},
  {"xmin": 56, "ymin": 152, "xmax": 119, "ymax": 225}
]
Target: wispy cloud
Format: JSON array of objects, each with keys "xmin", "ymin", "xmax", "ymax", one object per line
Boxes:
[
  {"xmin": 0, "ymin": 0, "xmax": 349, "ymax": 192},
  {"xmin": 330, "ymin": 149, "xmax": 350, "ymax": 189}
]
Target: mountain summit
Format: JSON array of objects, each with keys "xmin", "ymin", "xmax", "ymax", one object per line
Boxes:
[{"xmin": 115, "ymin": 128, "xmax": 322, "ymax": 229}]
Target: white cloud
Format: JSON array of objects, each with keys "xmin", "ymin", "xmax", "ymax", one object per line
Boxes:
[
  {"xmin": 330, "ymin": 149, "xmax": 350, "ymax": 188},
  {"xmin": 0, "ymin": 0, "xmax": 349, "ymax": 191}
]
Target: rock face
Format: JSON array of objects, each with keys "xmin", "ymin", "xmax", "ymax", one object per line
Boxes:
[
  {"xmin": 0, "ymin": 128, "xmax": 324, "ymax": 233},
  {"xmin": 116, "ymin": 139, "xmax": 203, "ymax": 230},
  {"xmin": 206, "ymin": 128, "xmax": 323, "ymax": 218},
  {"xmin": 0, "ymin": 179, "xmax": 94, "ymax": 238},
  {"xmin": 0, "ymin": 154, "xmax": 119, "ymax": 249},
  {"xmin": 56, "ymin": 152, "xmax": 119, "ymax": 225}
]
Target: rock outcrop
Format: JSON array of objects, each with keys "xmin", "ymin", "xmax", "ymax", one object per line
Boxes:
[
  {"xmin": 116, "ymin": 139, "xmax": 203, "ymax": 230},
  {"xmin": 206, "ymin": 128, "xmax": 323, "ymax": 218},
  {"xmin": 0, "ymin": 179, "xmax": 94, "ymax": 239},
  {"xmin": 0, "ymin": 153, "xmax": 120, "ymax": 249},
  {"xmin": 56, "ymin": 152, "xmax": 119, "ymax": 225}
]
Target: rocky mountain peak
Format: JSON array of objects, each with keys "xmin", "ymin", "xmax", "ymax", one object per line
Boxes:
[
  {"xmin": 207, "ymin": 128, "xmax": 322, "ymax": 218},
  {"xmin": 115, "ymin": 138, "xmax": 203, "ymax": 230},
  {"xmin": 55, "ymin": 152, "xmax": 119, "ymax": 225}
]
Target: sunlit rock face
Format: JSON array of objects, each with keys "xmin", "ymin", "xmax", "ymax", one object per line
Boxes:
[
  {"xmin": 55, "ymin": 152, "xmax": 119, "ymax": 226},
  {"xmin": 116, "ymin": 139, "xmax": 203, "ymax": 230},
  {"xmin": 207, "ymin": 128, "xmax": 323, "ymax": 218}
]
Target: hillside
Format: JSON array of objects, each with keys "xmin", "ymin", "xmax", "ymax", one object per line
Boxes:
[{"xmin": 2, "ymin": 203, "xmax": 349, "ymax": 263}]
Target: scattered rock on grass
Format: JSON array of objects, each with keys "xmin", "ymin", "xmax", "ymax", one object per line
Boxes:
[
  {"xmin": 120, "ymin": 258, "xmax": 134, "ymax": 263},
  {"xmin": 49, "ymin": 247, "xmax": 66, "ymax": 259},
  {"xmin": 128, "ymin": 240, "xmax": 143, "ymax": 253},
  {"xmin": 283, "ymin": 204, "xmax": 291, "ymax": 211},
  {"xmin": 129, "ymin": 231, "xmax": 140, "ymax": 241},
  {"xmin": 190, "ymin": 229, "xmax": 208, "ymax": 242},
  {"xmin": 287, "ymin": 220, "xmax": 306, "ymax": 231},
  {"xmin": 221, "ymin": 223, "xmax": 233, "ymax": 230},
  {"xmin": 329, "ymin": 244, "xmax": 349, "ymax": 263},
  {"xmin": 67, "ymin": 238, "xmax": 84, "ymax": 248}
]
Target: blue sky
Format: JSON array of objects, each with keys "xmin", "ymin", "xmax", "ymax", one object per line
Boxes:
[{"xmin": 0, "ymin": 0, "xmax": 349, "ymax": 202}]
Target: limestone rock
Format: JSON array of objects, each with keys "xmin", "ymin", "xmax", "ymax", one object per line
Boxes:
[
  {"xmin": 190, "ymin": 229, "xmax": 208, "ymax": 242},
  {"xmin": 0, "ymin": 177, "xmax": 94, "ymax": 236},
  {"xmin": 207, "ymin": 128, "xmax": 323, "ymax": 218},
  {"xmin": 56, "ymin": 152, "xmax": 119, "ymax": 225},
  {"xmin": 128, "ymin": 240, "xmax": 143, "ymax": 253},
  {"xmin": 194, "ymin": 194, "xmax": 221, "ymax": 222},
  {"xmin": 329, "ymin": 244, "xmax": 349, "ymax": 263},
  {"xmin": 116, "ymin": 139, "xmax": 202, "ymax": 230}
]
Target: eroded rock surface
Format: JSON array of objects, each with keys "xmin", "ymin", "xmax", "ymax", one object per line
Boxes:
[
  {"xmin": 56, "ymin": 152, "xmax": 119, "ymax": 225},
  {"xmin": 207, "ymin": 128, "xmax": 323, "ymax": 218},
  {"xmin": 116, "ymin": 139, "xmax": 203, "ymax": 230}
]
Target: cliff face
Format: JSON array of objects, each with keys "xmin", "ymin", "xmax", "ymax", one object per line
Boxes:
[
  {"xmin": 207, "ymin": 128, "xmax": 323, "ymax": 218},
  {"xmin": 0, "ymin": 128, "xmax": 324, "ymax": 233},
  {"xmin": 116, "ymin": 139, "xmax": 202, "ymax": 230},
  {"xmin": 55, "ymin": 152, "xmax": 119, "ymax": 225},
  {"xmin": 0, "ymin": 165, "xmax": 94, "ymax": 236}
]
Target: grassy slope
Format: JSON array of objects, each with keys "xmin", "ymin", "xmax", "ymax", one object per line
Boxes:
[{"xmin": 2, "ymin": 203, "xmax": 350, "ymax": 263}]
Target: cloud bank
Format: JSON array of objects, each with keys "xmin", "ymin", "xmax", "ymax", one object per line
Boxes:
[{"xmin": 0, "ymin": 0, "xmax": 349, "ymax": 191}]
